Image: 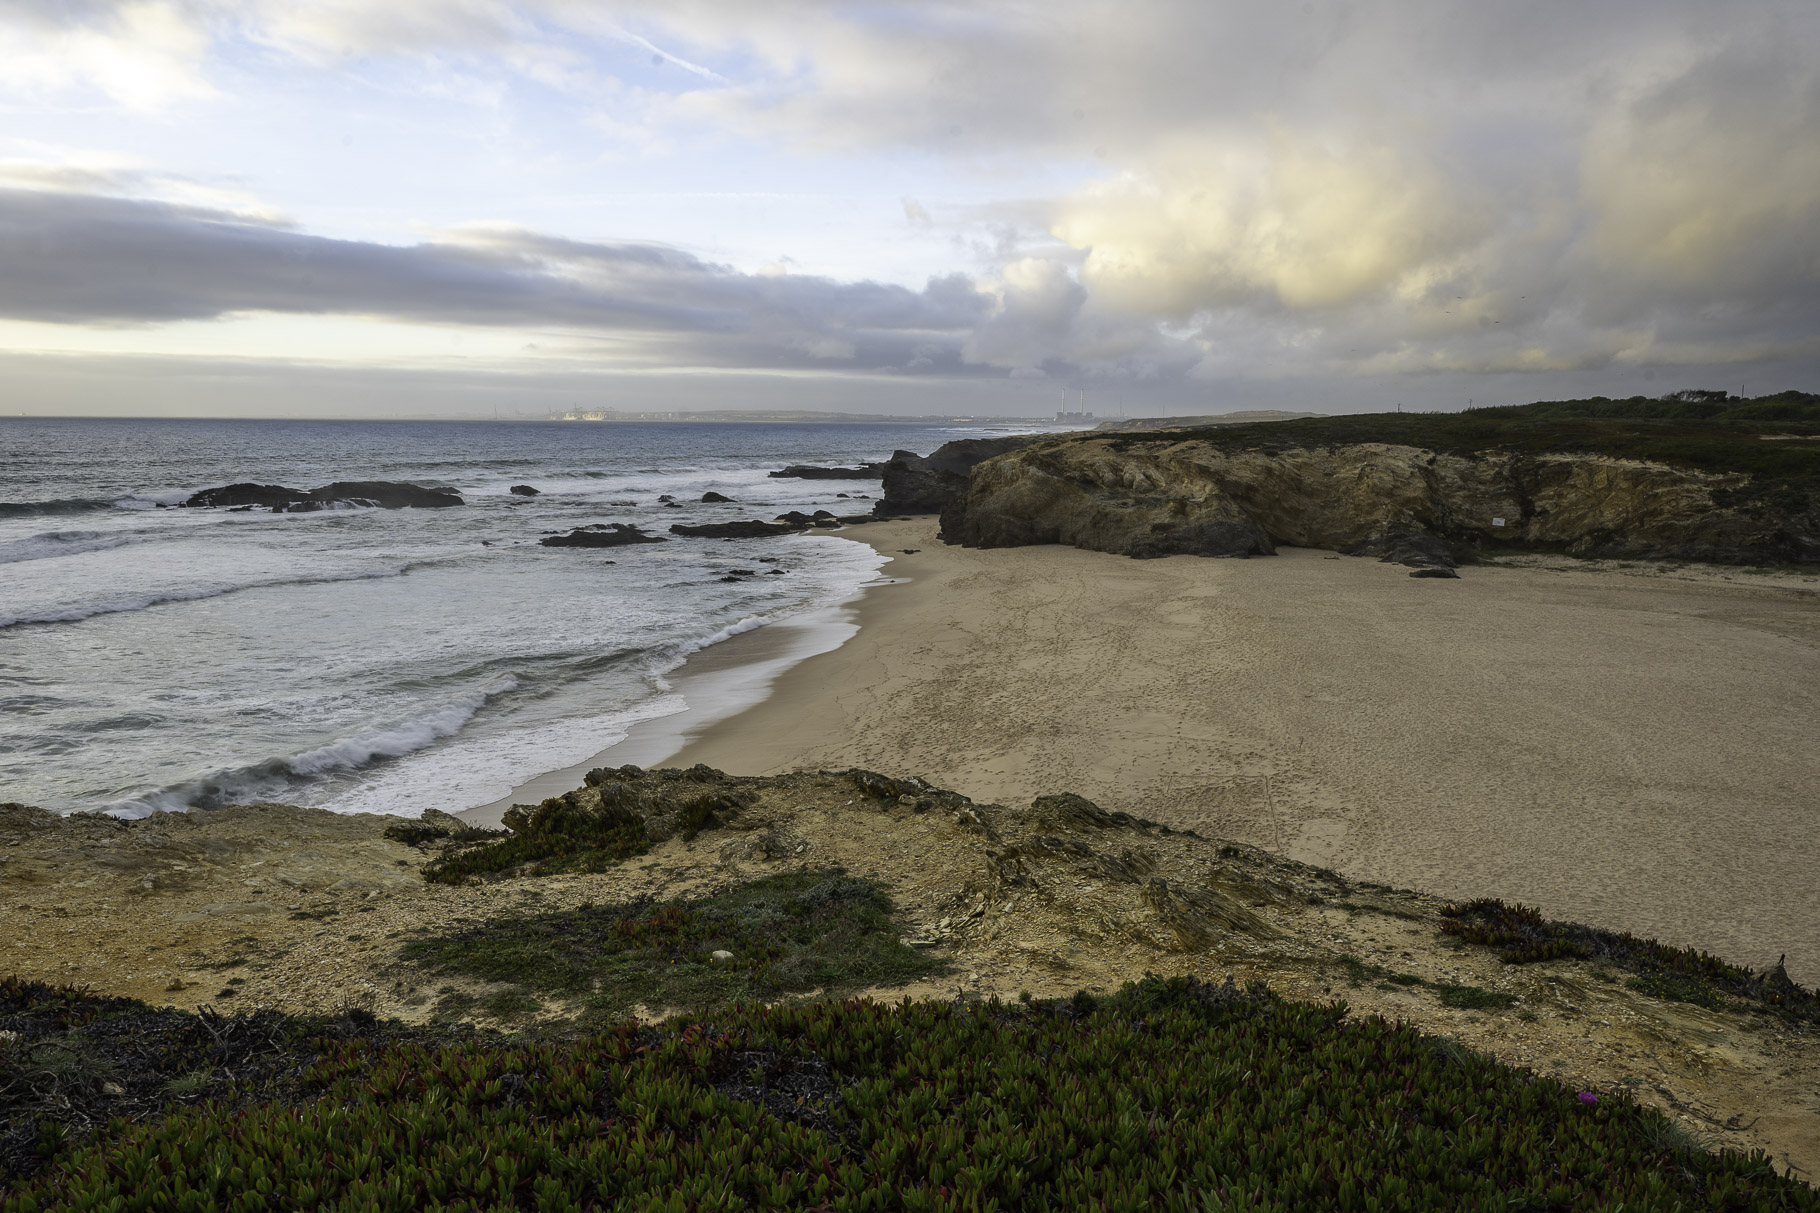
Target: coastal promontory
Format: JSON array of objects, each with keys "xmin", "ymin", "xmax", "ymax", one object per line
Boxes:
[{"xmin": 940, "ymin": 394, "xmax": 1820, "ymax": 567}]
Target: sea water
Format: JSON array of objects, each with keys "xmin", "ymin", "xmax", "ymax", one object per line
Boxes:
[{"xmin": 0, "ymin": 418, "xmax": 1026, "ymax": 818}]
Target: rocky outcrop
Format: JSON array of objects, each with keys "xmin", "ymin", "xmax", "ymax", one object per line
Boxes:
[
  {"xmin": 941, "ymin": 436, "xmax": 1820, "ymax": 566},
  {"xmin": 873, "ymin": 435, "xmax": 1047, "ymax": 516},
  {"xmin": 769, "ymin": 464, "xmax": 886, "ymax": 480},
  {"xmin": 700, "ymin": 492, "xmax": 733, "ymax": 503},
  {"xmin": 509, "ymin": 485, "xmax": 540, "ymax": 497},
  {"xmin": 541, "ymin": 523, "xmax": 667, "ymax": 547},
  {"xmin": 184, "ymin": 481, "xmax": 464, "ymax": 511}
]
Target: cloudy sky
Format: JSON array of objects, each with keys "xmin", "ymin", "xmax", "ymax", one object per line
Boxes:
[{"xmin": 3, "ymin": 1, "xmax": 1818, "ymax": 418}]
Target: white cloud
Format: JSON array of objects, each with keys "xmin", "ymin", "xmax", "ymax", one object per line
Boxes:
[{"xmin": 0, "ymin": 1, "xmax": 215, "ymax": 108}]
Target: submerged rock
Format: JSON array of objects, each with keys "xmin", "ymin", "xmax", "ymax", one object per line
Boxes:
[
  {"xmin": 768, "ymin": 463, "xmax": 887, "ymax": 480},
  {"xmin": 669, "ymin": 520, "xmax": 803, "ymax": 539},
  {"xmin": 509, "ymin": 484, "xmax": 540, "ymax": 497},
  {"xmin": 541, "ymin": 523, "xmax": 668, "ymax": 548},
  {"xmin": 700, "ymin": 491, "xmax": 734, "ymax": 503},
  {"xmin": 184, "ymin": 481, "xmax": 464, "ymax": 511}
]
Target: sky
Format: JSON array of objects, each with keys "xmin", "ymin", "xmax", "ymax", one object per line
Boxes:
[{"xmin": 2, "ymin": 1, "xmax": 1818, "ymax": 418}]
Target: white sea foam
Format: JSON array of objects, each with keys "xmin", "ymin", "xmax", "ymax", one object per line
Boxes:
[
  {"xmin": 321, "ymin": 694, "xmax": 689, "ymax": 818},
  {"xmin": 106, "ymin": 678, "xmax": 522, "ymax": 817}
]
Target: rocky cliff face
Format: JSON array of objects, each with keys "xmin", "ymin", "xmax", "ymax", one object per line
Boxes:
[{"xmin": 940, "ymin": 436, "xmax": 1820, "ymax": 566}]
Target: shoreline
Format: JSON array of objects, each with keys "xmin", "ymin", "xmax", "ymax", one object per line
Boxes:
[{"xmin": 459, "ymin": 559, "xmax": 904, "ymax": 828}]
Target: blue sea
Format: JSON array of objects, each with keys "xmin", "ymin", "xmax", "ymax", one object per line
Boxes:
[{"xmin": 0, "ymin": 418, "xmax": 1037, "ymax": 818}]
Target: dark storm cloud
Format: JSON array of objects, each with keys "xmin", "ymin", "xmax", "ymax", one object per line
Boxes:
[{"xmin": 0, "ymin": 188, "xmax": 995, "ymax": 369}]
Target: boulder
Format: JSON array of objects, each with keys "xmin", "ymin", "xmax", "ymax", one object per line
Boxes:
[
  {"xmin": 509, "ymin": 485, "xmax": 540, "ymax": 497},
  {"xmin": 669, "ymin": 520, "xmax": 803, "ymax": 539},
  {"xmin": 541, "ymin": 524, "xmax": 668, "ymax": 548},
  {"xmin": 701, "ymin": 491, "xmax": 734, "ymax": 503},
  {"xmin": 768, "ymin": 464, "xmax": 887, "ymax": 480}
]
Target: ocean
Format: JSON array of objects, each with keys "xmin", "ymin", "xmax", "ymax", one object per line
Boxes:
[{"xmin": 0, "ymin": 417, "xmax": 1033, "ymax": 818}]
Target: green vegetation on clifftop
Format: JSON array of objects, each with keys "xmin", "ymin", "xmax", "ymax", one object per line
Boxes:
[{"xmin": 1099, "ymin": 392, "xmax": 1820, "ymax": 512}]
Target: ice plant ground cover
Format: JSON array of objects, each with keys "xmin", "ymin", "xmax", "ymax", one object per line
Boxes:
[{"xmin": 3, "ymin": 975, "xmax": 1814, "ymax": 1211}]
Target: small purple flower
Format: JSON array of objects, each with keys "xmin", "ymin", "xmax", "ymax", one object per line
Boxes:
[{"xmin": 1577, "ymin": 1091, "xmax": 1599, "ymax": 1105}]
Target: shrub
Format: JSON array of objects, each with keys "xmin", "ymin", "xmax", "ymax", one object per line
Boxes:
[
  {"xmin": 1440, "ymin": 899, "xmax": 1819, "ymax": 1023},
  {"xmin": 420, "ymin": 791, "xmax": 648, "ymax": 884}
]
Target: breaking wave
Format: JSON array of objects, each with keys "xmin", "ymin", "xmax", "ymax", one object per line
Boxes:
[{"xmin": 107, "ymin": 678, "xmax": 519, "ymax": 817}]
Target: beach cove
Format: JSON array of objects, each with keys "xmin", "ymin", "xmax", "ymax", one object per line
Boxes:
[{"xmin": 492, "ymin": 517, "xmax": 1820, "ymax": 988}]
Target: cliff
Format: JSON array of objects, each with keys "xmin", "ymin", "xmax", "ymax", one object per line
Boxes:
[{"xmin": 941, "ymin": 400, "xmax": 1820, "ymax": 566}]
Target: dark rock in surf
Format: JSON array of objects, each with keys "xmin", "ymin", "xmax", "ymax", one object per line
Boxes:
[
  {"xmin": 701, "ymin": 492, "xmax": 734, "ymax": 503},
  {"xmin": 774, "ymin": 511, "xmax": 816, "ymax": 526},
  {"xmin": 183, "ymin": 481, "xmax": 464, "ymax": 511},
  {"xmin": 768, "ymin": 464, "xmax": 887, "ymax": 480},
  {"xmin": 183, "ymin": 483, "xmax": 297, "ymax": 509},
  {"xmin": 541, "ymin": 524, "xmax": 667, "ymax": 548},
  {"xmin": 669, "ymin": 520, "xmax": 803, "ymax": 539},
  {"xmin": 509, "ymin": 485, "xmax": 540, "ymax": 496}
]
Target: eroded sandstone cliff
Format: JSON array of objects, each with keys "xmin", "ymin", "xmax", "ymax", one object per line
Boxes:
[{"xmin": 940, "ymin": 436, "xmax": 1820, "ymax": 566}]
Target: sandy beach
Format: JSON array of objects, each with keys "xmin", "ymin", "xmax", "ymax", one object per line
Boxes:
[{"xmin": 518, "ymin": 518, "xmax": 1820, "ymax": 986}]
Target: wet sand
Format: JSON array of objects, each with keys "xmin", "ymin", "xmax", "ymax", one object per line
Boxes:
[{"xmin": 637, "ymin": 518, "xmax": 1820, "ymax": 985}]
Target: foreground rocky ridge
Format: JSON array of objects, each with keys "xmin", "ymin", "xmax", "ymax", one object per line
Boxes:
[
  {"xmin": 4, "ymin": 770, "xmax": 1817, "ymax": 1175},
  {"xmin": 941, "ymin": 416, "xmax": 1820, "ymax": 567}
]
